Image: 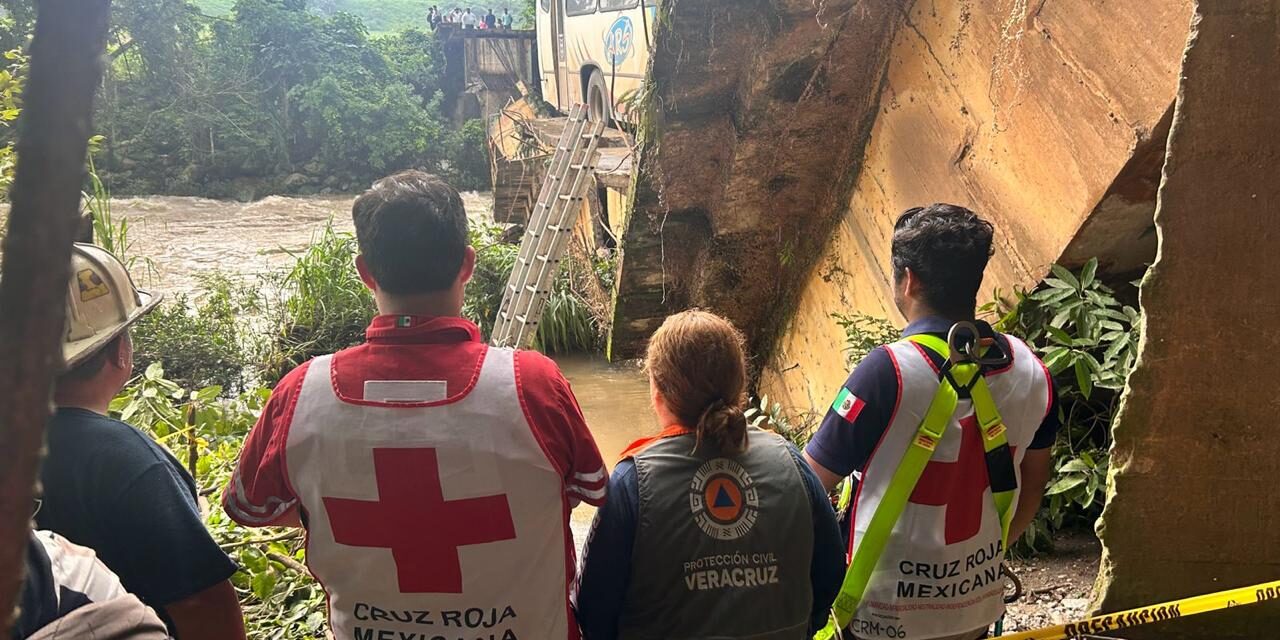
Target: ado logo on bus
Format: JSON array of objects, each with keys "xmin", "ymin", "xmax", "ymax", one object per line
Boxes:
[{"xmin": 604, "ymin": 16, "xmax": 634, "ymax": 65}]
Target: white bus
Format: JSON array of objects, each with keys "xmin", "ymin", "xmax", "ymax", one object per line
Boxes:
[{"xmin": 536, "ymin": 0, "xmax": 657, "ymax": 123}]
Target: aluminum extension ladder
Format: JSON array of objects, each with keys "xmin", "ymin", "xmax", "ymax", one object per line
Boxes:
[{"xmin": 491, "ymin": 104, "xmax": 605, "ymax": 349}]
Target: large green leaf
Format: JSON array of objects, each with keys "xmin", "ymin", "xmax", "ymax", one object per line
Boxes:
[
  {"xmin": 1046, "ymin": 474, "xmax": 1087, "ymax": 496},
  {"xmin": 1059, "ymin": 458, "xmax": 1092, "ymax": 474},
  {"xmin": 1103, "ymin": 335, "xmax": 1130, "ymax": 361},
  {"xmin": 1080, "ymin": 258, "xmax": 1099, "ymax": 290},
  {"xmin": 1032, "ymin": 287, "xmax": 1076, "ymax": 304},
  {"xmin": 1051, "ymin": 305, "xmax": 1077, "ymax": 329},
  {"xmin": 1079, "ymin": 351, "xmax": 1104, "ymax": 374},
  {"xmin": 1042, "ymin": 278, "xmax": 1075, "ymax": 291},
  {"xmin": 1082, "ymin": 474, "xmax": 1101, "ymax": 509},
  {"xmin": 1046, "ymin": 326, "xmax": 1073, "ymax": 345},
  {"xmin": 1051, "ymin": 264, "xmax": 1081, "ymax": 290},
  {"xmin": 252, "ymin": 569, "xmax": 278, "ymax": 601},
  {"xmin": 1074, "ymin": 358, "xmax": 1094, "ymax": 399},
  {"xmin": 1100, "ymin": 308, "xmax": 1131, "ymax": 323},
  {"xmin": 1042, "ymin": 346, "xmax": 1072, "ymax": 374}
]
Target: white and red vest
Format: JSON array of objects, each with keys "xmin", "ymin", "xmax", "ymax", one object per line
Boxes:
[
  {"xmin": 285, "ymin": 347, "xmax": 574, "ymax": 640},
  {"xmin": 848, "ymin": 336, "xmax": 1051, "ymax": 640}
]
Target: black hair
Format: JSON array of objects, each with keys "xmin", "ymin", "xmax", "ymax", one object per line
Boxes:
[
  {"xmin": 891, "ymin": 203, "xmax": 994, "ymax": 318},
  {"xmin": 59, "ymin": 334, "xmax": 124, "ymax": 384},
  {"xmin": 352, "ymin": 171, "xmax": 469, "ymax": 295}
]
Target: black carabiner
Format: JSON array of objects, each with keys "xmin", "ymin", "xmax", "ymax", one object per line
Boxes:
[{"xmin": 948, "ymin": 321, "xmax": 1011, "ymax": 369}]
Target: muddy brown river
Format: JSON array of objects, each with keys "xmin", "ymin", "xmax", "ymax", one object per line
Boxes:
[{"xmin": 119, "ymin": 194, "xmax": 654, "ymax": 541}]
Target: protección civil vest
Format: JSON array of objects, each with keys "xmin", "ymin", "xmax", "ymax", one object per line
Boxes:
[
  {"xmin": 619, "ymin": 427, "xmax": 815, "ymax": 640},
  {"xmin": 826, "ymin": 334, "xmax": 1051, "ymax": 640},
  {"xmin": 285, "ymin": 348, "xmax": 575, "ymax": 640}
]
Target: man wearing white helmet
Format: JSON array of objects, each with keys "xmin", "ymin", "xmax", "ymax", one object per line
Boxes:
[{"xmin": 35, "ymin": 243, "xmax": 245, "ymax": 640}]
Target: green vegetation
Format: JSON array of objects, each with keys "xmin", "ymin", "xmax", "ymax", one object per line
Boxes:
[
  {"xmin": 258, "ymin": 226, "xmax": 376, "ymax": 384},
  {"xmin": 746, "ymin": 395, "xmax": 819, "ymax": 449},
  {"xmin": 0, "ymin": 48, "xmax": 23, "ymax": 199},
  {"xmin": 110, "ymin": 366, "xmax": 326, "ymax": 637},
  {"xmin": 0, "ymin": 0, "xmax": 494, "ymax": 200},
  {"xmin": 833, "ymin": 313, "xmax": 899, "ymax": 367},
  {"xmin": 132, "ymin": 275, "xmax": 262, "ymax": 392},
  {"xmin": 463, "ymin": 222, "xmax": 519, "ymax": 336},
  {"xmin": 132, "ymin": 219, "xmax": 603, "ymax": 391},
  {"xmin": 987, "ymin": 258, "xmax": 1140, "ymax": 551},
  {"xmin": 195, "ymin": 0, "xmax": 532, "ymax": 33}
]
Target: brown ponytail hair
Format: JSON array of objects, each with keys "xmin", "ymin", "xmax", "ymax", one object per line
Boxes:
[{"xmin": 645, "ymin": 310, "xmax": 749, "ymax": 456}]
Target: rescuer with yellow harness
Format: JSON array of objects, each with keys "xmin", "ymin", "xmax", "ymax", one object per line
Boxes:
[{"xmin": 804, "ymin": 205, "xmax": 1061, "ymax": 640}]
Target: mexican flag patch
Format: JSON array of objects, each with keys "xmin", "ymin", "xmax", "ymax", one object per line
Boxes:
[{"xmin": 831, "ymin": 388, "xmax": 866, "ymax": 422}]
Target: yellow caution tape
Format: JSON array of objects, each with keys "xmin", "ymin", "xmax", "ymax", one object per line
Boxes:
[{"xmin": 994, "ymin": 580, "xmax": 1280, "ymax": 639}]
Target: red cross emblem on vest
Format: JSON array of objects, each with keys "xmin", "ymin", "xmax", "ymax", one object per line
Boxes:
[
  {"xmin": 323, "ymin": 448, "xmax": 516, "ymax": 593},
  {"xmin": 909, "ymin": 416, "xmax": 1015, "ymax": 545}
]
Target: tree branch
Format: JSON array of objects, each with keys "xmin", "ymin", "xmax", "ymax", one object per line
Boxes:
[{"xmin": 0, "ymin": 0, "xmax": 112, "ymax": 633}]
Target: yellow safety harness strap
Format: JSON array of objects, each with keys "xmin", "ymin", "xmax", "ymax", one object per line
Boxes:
[
  {"xmin": 912, "ymin": 334, "xmax": 1019, "ymax": 550},
  {"xmin": 816, "ymin": 333, "xmax": 1017, "ymax": 640}
]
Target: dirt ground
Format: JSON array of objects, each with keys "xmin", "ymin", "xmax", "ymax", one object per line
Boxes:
[{"xmin": 1001, "ymin": 530, "xmax": 1103, "ymax": 635}]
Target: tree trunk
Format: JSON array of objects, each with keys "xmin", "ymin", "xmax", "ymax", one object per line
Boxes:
[{"xmin": 0, "ymin": 0, "xmax": 112, "ymax": 633}]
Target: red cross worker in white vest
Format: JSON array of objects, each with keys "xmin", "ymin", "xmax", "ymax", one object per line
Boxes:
[
  {"xmin": 804, "ymin": 205, "xmax": 1062, "ymax": 640},
  {"xmin": 223, "ymin": 171, "xmax": 608, "ymax": 640}
]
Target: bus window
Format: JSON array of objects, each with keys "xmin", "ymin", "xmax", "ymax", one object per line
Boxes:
[
  {"xmin": 598, "ymin": 0, "xmax": 637, "ymax": 10},
  {"xmin": 564, "ymin": 0, "xmax": 596, "ymax": 17},
  {"xmin": 540, "ymin": 0, "xmax": 549, "ymax": 10}
]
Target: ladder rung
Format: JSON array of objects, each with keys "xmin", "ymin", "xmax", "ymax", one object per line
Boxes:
[{"xmin": 493, "ymin": 105, "xmax": 601, "ymax": 350}]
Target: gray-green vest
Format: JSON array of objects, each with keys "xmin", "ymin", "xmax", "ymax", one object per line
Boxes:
[{"xmin": 619, "ymin": 427, "xmax": 815, "ymax": 640}]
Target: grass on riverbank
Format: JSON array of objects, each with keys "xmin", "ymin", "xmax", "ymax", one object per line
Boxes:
[{"xmin": 136, "ymin": 220, "xmax": 606, "ymax": 391}]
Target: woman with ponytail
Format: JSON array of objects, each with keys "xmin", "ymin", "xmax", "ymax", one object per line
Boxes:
[{"xmin": 576, "ymin": 311, "xmax": 844, "ymax": 639}]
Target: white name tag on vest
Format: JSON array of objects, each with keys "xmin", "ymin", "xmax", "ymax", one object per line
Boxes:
[{"xmin": 363, "ymin": 380, "xmax": 448, "ymax": 403}]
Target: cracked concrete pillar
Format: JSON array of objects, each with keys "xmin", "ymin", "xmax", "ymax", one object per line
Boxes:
[{"xmin": 1095, "ymin": 2, "xmax": 1280, "ymax": 638}]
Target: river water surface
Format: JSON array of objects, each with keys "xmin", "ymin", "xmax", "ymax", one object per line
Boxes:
[{"xmin": 119, "ymin": 194, "xmax": 655, "ymax": 541}]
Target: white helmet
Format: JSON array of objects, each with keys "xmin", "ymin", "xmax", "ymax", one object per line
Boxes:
[{"xmin": 63, "ymin": 243, "xmax": 161, "ymax": 368}]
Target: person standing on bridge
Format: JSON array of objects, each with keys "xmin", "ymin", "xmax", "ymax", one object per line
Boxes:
[
  {"xmin": 223, "ymin": 171, "xmax": 607, "ymax": 640},
  {"xmin": 501, "ymin": 8, "xmax": 514, "ymax": 30},
  {"xmin": 575, "ymin": 310, "xmax": 845, "ymax": 639},
  {"xmin": 804, "ymin": 204, "xmax": 1061, "ymax": 640},
  {"xmin": 485, "ymin": 8, "xmax": 497, "ymax": 29},
  {"xmin": 462, "ymin": 7, "xmax": 477, "ymax": 29}
]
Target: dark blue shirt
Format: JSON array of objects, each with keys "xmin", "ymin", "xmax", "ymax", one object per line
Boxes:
[
  {"xmin": 13, "ymin": 535, "xmax": 61, "ymax": 640},
  {"xmin": 575, "ymin": 445, "xmax": 845, "ymax": 639},
  {"xmin": 36, "ymin": 408, "xmax": 237, "ymax": 621},
  {"xmin": 806, "ymin": 316, "xmax": 1062, "ymax": 480}
]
